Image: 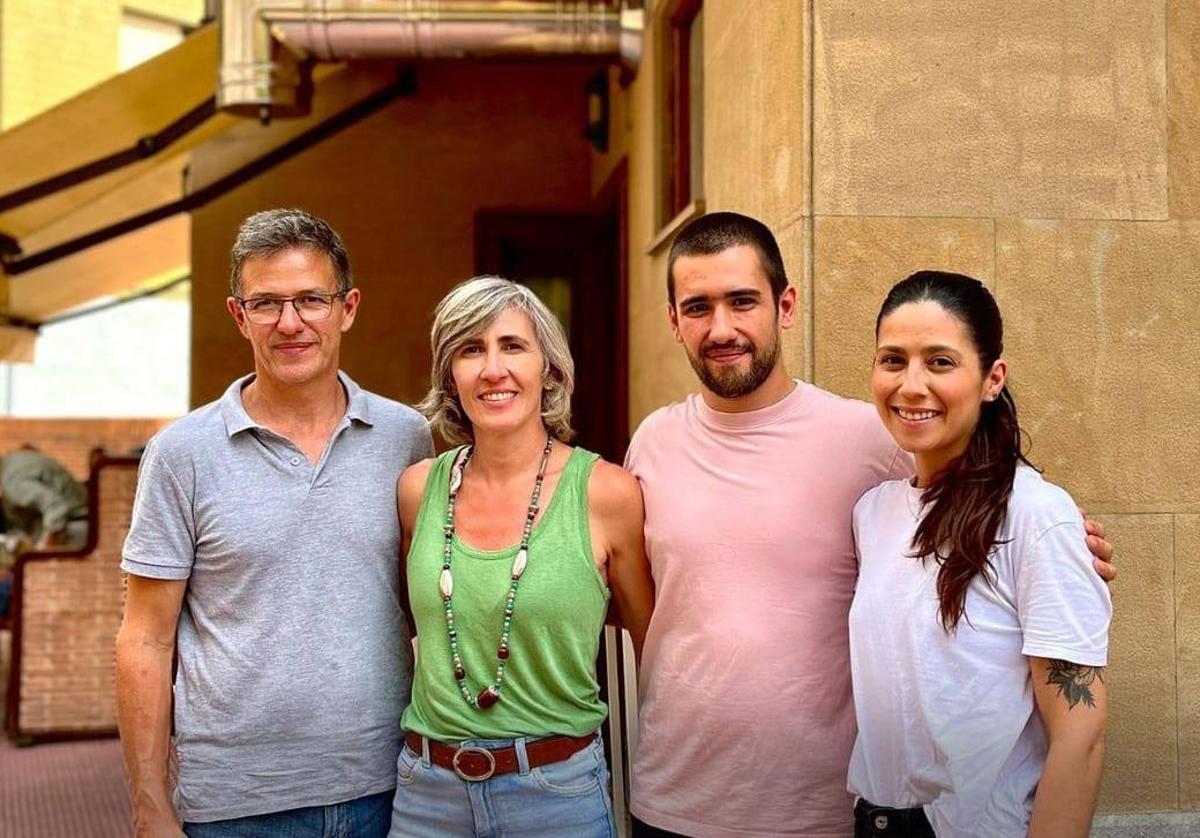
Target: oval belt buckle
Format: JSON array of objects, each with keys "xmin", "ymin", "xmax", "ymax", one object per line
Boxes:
[
  {"xmin": 874, "ymin": 813, "xmax": 889, "ymax": 830},
  {"xmin": 452, "ymin": 745, "xmax": 496, "ymax": 781}
]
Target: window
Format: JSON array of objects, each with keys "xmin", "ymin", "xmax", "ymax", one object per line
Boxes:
[
  {"xmin": 118, "ymin": 11, "xmax": 185, "ymax": 71},
  {"xmin": 659, "ymin": 0, "xmax": 704, "ymax": 228}
]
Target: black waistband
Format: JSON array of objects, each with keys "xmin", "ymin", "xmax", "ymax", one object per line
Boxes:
[{"xmin": 853, "ymin": 798, "xmax": 935, "ymax": 837}]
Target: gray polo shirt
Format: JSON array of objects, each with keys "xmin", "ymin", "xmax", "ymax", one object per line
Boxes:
[{"xmin": 122, "ymin": 372, "xmax": 433, "ymax": 823}]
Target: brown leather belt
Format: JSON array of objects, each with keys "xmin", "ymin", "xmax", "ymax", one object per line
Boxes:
[{"xmin": 404, "ymin": 730, "xmax": 596, "ymax": 782}]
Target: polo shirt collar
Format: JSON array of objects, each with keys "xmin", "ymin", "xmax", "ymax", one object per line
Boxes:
[
  {"xmin": 341, "ymin": 371, "xmax": 373, "ymax": 426},
  {"xmin": 219, "ymin": 371, "xmax": 373, "ymax": 438}
]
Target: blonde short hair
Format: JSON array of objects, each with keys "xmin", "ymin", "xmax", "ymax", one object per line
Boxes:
[{"xmin": 419, "ymin": 276, "xmax": 575, "ymax": 445}]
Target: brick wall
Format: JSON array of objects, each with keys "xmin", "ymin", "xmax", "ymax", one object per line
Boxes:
[
  {"xmin": 0, "ymin": 417, "xmax": 170, "ymax": 480},
  {"xmin": 15, "ymin": 460, "xmax": 137, "ymax": 736}
]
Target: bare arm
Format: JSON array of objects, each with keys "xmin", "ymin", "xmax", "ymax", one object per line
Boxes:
[
  {"xmin": 589, "ymin": 460, "xmax": 654, "ymax": 666},
  {"xmin": 1028, "ymin": 656, "xmax": 1108, "ymax": 838},
  {"xmin": 397, "ymin": 459, "xmax": 433, "ymax": 639},
  {"xmin": 115, "ymin": 575, "xmax": 187, "ymax": 837}
]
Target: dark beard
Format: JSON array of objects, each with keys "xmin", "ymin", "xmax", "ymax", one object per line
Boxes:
[{"xmin": 686, "ymin": 337, "xmax": 779, "ymax": 399}]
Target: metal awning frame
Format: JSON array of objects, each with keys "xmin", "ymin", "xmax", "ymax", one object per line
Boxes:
[
  {"xmin": 0, "ymin": 97, "xmax": 218, "ymax": 216},
  {"xmin": 0, "ymin": 67, "xmax": 416, "ymax": 284}
]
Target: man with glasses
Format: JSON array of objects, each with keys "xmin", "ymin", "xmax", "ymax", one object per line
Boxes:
[{"xmin": 116, "ymin": 208, "xmax": 432, "ymax": 837}]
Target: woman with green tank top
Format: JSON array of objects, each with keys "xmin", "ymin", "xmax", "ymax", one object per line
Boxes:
[{"xmin": 388, "ymin": 276, "xmax": 655, "ymax": 838}]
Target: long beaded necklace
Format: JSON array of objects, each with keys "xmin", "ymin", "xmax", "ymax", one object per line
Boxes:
[{"xmin": 441, "ymin": 435, "xmax": 554, "ymax": 710}]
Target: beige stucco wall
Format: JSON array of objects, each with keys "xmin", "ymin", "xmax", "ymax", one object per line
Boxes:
[
  {"xmin": 612, "ymin": 0, "xmax": 1200, "ymax": 814},
  {"xmin": 188, "ymin": 62, "xmax": 597, "ymax": 407}
]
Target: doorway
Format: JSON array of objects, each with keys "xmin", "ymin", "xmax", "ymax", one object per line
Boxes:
[{"xmin": 473, "ymin": 178, "xmax": 628, "ymax": 462}]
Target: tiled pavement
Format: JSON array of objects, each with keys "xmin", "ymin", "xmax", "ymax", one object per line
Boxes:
[
  {"xmin": 0, "ymin": 735, "xmax": 131, "ymax": 838},
  {"xmin": 0, "ymin": 628, "xmax": 131, "ymax": 838}
]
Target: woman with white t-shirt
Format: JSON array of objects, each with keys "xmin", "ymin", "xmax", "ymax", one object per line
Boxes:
[{"xmin": 848, "ymin": 271, "xmax": 1111, "ymax": 838}]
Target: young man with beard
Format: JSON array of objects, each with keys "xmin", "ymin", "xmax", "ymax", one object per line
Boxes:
[
  {"xmin": 623, "ymin": 212, "xmax": 1115, "ymax": 837},
  {"xmin": 116, "ymin": 209, "xmax": 432, "ymax": 837}
]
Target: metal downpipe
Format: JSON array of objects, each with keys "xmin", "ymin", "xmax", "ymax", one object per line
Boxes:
[{"xmin": 219, "ymin": 0, "xmax": 644, "ymax": 119}]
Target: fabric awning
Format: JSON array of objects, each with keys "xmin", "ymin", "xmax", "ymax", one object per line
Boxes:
[
  {"xmin": 0, "ymin": 24, "xmax": 228, "ymax": 356},
  {"xmin": 0, "ymin": 25, "xmax": 229, "ymax": 242},
  {"xmin": 0, "ymin": 20, "xmax": 410, "ymax": 360}
]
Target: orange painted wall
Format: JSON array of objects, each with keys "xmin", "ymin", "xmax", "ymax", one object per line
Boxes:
[{"xmin": 188, "ymin": 62, "xmax": 599, "ymax": 408}]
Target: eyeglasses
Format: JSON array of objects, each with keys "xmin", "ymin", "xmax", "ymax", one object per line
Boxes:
[{"xmin": 235, "ymin": 291, "xmax": 348, "ymax": 325}]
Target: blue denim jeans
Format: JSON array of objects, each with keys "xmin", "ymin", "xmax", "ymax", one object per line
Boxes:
[
  {"xmin": 388, "ymin": 734, "xmax": 616, "ymax": 837},
  {"xmin": 183, "ymin": 789, "xmax": 392, "ymax": 838}
]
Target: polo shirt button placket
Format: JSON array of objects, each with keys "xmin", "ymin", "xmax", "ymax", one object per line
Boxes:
[{"xmin": 290, "ymin": 456, "xmax": 301, "ymax": 466}]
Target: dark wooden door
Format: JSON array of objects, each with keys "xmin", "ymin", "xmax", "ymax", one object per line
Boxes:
[{"xmin": 474, "ymin": 194, "xmax": 627, "ymax": 461}]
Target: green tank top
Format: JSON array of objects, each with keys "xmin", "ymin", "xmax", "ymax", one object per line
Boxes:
[{"xmin": 401, "ymin": 445, "xmax": 610, "ymax": 740}]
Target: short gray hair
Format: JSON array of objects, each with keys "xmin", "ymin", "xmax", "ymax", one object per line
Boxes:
[
  {"xmin": 229, "ymin": 208, "xmax": 352, "ymax": 296},
  {"xmin": 419, "ymin": 276, "xmax": 575, "ymax": 445}
]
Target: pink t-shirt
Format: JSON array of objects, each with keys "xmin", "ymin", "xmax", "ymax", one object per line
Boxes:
[{"xmin": 626, "ymin": 382, "xmax": 910, "ymax": 837}]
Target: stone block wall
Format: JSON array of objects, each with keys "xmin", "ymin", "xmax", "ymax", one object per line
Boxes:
[{"xmin": 609, "ymin": 0, "xmax": 1200, "ymax": 814}]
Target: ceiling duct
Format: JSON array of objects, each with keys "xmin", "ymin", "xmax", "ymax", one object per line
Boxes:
[{"xmin": 219, "ymin": 0, "xmax": 644, "ymax": 119}]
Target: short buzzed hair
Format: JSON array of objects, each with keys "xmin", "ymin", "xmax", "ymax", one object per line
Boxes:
[
  {"xmin": 229, "ymin": 208, "xmax": 352, "ymax": 296},
  {"xmin": 666, "ymin": 211, "xmax": 788, "ymax": 306}
]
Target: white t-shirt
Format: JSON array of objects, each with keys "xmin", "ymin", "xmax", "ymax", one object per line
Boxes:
[{"xmin": 848, "ymin": 466, "xmax": 1111, "ymax": 838}]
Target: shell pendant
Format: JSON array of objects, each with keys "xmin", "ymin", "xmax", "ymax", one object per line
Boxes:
[
  {"xmin": 448, "ymin": 446, "xmax": 471, "ymax": 494},
  {"xmin": 511, "ymin": 548, "xmax": 528, "ymax": 580}
]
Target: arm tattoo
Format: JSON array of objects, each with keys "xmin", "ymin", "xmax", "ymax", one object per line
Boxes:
[{"xmin": 1046, "ymin": 659, "xmax": 1105, "ymax": 709}]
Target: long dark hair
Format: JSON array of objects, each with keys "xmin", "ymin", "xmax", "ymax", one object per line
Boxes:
[{"xmin": 876, "ymin": 271, "xmax": 1036, "ymax": 631}]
